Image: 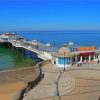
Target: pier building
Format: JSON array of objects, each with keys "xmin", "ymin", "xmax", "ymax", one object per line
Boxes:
[{"xmin": 51, "ymin": 45, "xmax": 73, "ymax": 68}]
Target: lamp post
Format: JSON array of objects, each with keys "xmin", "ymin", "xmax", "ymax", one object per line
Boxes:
[{"xmin": 63, "ymin": 52, "xmax": 66, "ymax": 71}]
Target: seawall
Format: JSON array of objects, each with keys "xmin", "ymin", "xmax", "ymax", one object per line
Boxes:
[{"xmin": 15, "ymin": 60, "xmax": 51, "ymax": 100}]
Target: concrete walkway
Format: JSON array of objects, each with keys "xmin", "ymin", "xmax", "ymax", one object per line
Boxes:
[
  {"xmin": 23, "ymin": 64, "xmax": 61, "ymax": 100},
  {"xmin": 23, "ymin": 62, "xmax": 100, "ymax": 100},
  {"xmin": 23, "ymin": 63, "xmax": 76, "ymax": 100}
]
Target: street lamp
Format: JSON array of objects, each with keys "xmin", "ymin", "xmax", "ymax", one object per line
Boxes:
[{"xmin": 63, "ymin": 52, "xmax": 66, "ymax": 71}]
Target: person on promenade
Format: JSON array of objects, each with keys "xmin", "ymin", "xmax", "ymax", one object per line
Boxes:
[
  {"xmin": 80, "ymin": 60, "xmax": 82, "ymax": 66},
  {"xmin": 84, "ymin": 60, "xmax": 86, "ymax": 64},
  {"xmin": 98, "ymin": 59, "xmax": 100, "ymax": 64},
  {"xmin": 87, "ymin": 59, "xmax": 89, "ymax": 64},
  {"xmin": 77, "ymin": 61, "xmax": 80, "ymax": 67}
]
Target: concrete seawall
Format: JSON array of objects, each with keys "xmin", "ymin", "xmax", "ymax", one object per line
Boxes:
[{"xmin": 15, "ymin": 60, "xmax": 51, "ymax": 100}]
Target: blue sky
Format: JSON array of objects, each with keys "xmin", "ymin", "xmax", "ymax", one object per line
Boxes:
[{"xmin": 0, "ymin": 0, "xmax": 100, "ymax": 31}]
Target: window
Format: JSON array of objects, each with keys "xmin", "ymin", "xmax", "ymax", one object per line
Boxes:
[{"xmin": 58, "ymin": 57, "xmax": 67, "ymax": 64}]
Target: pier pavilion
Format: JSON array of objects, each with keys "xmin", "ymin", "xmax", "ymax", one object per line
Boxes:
[
  {"xmin": 0, "ymin": 33, "xmax": 20, "ymax": 42},
  {"xmin": 51, "ymin": 45, "xmax": 74, "ymax": 68}
]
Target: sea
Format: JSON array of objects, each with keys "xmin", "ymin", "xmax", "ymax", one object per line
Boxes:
[
  {"xmin": 0, "ymin": 31, "xmax": 100, "ymax": 70},
  {"xmin": 0, "ymin": 48, "xmax": 37, "ymax": 71},
  {"xmin": 15, "ymin": 31, "xmax": 100, "ymax": 47}
]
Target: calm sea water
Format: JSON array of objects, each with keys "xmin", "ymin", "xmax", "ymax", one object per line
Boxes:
[
  {"xmin": 0, "ymin": 48, "xmax": 36, "ymax": 71},
  {"xmin": 0, "ymin": 31, "xmax": 100, "ymax": 70},
  {"xmin": 15, "ymin": 31, "xmax": 100, "ymax": 47}
]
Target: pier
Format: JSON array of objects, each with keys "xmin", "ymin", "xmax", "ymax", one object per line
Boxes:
[{"xmin": 0, "ymin": 33, "xmax": 54, "ymax": 61}]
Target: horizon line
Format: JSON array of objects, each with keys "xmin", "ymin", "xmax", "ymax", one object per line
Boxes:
[{"xmin": 1, "ymin": 30, "xmax": 100, "ymax": 32}]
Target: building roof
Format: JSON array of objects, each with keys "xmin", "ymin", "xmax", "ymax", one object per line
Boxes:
[
  {"xmin": 0, "ymin": 34, "xmax": 9, "ymax": 38},
  {"xmin": 59, "ymin": 45, "xmax": 71, "ymax": 53},
  {"xmin": 50, "ymin": 52, "xmax": 73, "ymax": 57},
  {"xmin": 0, "ymin": 33, "xmax": 20, "ymax": 39}
]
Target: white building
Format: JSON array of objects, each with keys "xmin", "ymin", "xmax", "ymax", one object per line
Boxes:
[{"xmin": 51, "ymin": 45, "xmax": 73, "ymax": 68}]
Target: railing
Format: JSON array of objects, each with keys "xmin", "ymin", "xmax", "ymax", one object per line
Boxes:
[
  {"xmin": 15, "ymin": 60, "xmax": 51, "ymax": 100},
  {"xmin": 1, "ymin": 39, "xmax": 51, "ymax": 60},
  {"xmin": 38, "ymin": 54, "xmax": 50, "ymax": 60},
  {"xmin": 11, "ymin": 41, "xmax": 51, "ymax": 60},
  {"xmin": 11, "ymin": 41, "xmax": 40, "ymax": 54}
]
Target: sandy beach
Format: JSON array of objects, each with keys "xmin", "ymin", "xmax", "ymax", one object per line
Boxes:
[
  {"xmin": 0, "ymin": 67, "xmax": 39, "ymax": 100},
  {"xmin": 0, "ymin": 81, "xmax": 25, "ymax": 100}
]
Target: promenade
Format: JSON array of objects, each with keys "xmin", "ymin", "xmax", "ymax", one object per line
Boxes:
[
  {"xmin": 23, "ymin": 62, "xmax": 100, "ymax": 100},
  {"xmin": 23, "ymin": 63, "xmax": 61, "ymax": 100}
]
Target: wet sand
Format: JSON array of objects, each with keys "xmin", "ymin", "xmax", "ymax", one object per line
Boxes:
[{"xmin": 0, "ymin": 67, "xmax": 39, "ymax": 100}]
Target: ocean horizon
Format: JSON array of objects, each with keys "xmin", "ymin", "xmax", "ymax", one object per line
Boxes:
[{"xmin": 0, "ymin": 31, "xmax": 100, "ymax": 47}]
